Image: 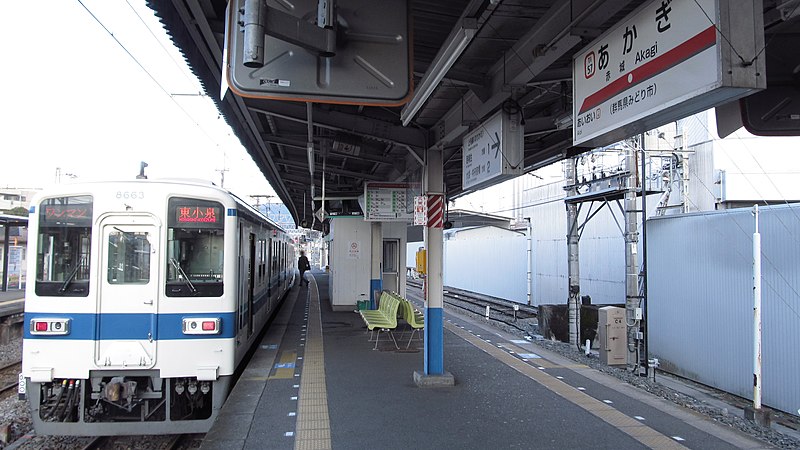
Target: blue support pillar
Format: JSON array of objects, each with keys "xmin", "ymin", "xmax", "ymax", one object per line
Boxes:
[
  {"xmin": 414, "ymin": 147, "xmax": 454, "ymax": 387},
  {"xmin": 370, "ymin": 222, "xmax": 382, "ymax": 308}
]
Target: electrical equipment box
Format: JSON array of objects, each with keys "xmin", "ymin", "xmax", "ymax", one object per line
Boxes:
[
  {"xmin": 415, "ymin": 248, "xmax": 426, "ymax": 275},
  {"xmin": 598, "ymin": 306, "xmax": 626, "ymax": 366}
]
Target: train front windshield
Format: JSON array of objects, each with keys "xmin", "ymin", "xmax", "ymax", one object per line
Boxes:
[
  {"xmin": 166, "ymin": 197, "xmax": 224, "ymax": 297},
  {"xmin": 35, "ymin": 195, "xmax": 93, "ymax": 297}
]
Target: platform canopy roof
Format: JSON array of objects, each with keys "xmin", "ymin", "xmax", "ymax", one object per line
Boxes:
[
  {"xmin": 0, "ymin": 214, "xmax": 28, "ymax": 227},
  {"xmin": 147, "ymin": 0, "xmax": 798, "ymax": 229}
]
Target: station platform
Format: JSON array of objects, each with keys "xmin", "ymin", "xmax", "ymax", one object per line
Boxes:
[
  {"xmin": 0, "ymin": 290, "xmax": 24, "ymax": 302},
  {"xmin": 200, "ymin": 272, "xmax": 768, "ymax": 450}
]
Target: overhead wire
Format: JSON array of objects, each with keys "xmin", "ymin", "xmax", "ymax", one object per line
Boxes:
[
  {"xmin": 123, "ymin": 0, "xmax": 201, "ymax": 89},
  {"xmin": 76, "ymin": 0, "xmax": 227, "ymax": 153}
]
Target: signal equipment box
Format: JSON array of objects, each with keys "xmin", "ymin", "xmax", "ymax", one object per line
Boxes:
[{"xmin": 598, "ymin": 306, "xmax": 626, "ymax": 366}]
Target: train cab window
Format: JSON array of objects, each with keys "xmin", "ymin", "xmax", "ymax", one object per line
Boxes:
[
  {"xmin": 107, "ymin": 230, "xmax": 151, "ymax": 284},
  {"xmin": 166, "ymin": 198, "xmax": 224, "ymax": 297},
  {"xmin": 35, "ymin": 195, "xmax": 93, "ymax": 297}
]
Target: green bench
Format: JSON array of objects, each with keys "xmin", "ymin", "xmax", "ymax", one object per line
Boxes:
[
  {"xmin": 393, "ymin": 292, "xmax": 424, "ymax": 349},
  {"xmin": 359, "ymin": 291, "xmax": 400, "ymax": 350}
]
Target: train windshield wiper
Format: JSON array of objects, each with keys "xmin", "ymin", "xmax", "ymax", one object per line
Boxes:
[
  {"xmin": 169, "ymin": 258, "xmax": 197, "ymax": 294},
  {"xmin": 58, "ymin": 263, "xmax": 81, "ymax": 293}
]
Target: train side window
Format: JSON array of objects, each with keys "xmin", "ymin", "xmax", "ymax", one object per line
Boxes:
[
  {"xmin": 107, "ymin": 230, "xmax": 151, "ymax": 284},
  {"xmin": 35, "ymin": 195, "xmax": 93, "ymax": 297},
  {"xmin": 259, "ymin": 239, "xmax": 266, "ymax": 282},
  {"xmin": 165, "ymin": 197, "xmax": 224, "ymax": 297}
]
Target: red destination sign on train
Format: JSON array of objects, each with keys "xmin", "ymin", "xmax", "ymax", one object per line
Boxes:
[
  {"xmin": 177, "ymin": 206, "xmax": 220, "ymax": 224},
  {"xmin": 45, "ymin": 205, "xmax": 90, "ymax": 219}
]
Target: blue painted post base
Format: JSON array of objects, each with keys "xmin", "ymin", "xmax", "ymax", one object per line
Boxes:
[
  {"xmin": 369, "ymin": 279, "xmax": 382, "ymax": 309},
  {"xmin": 413, "ymin": 370, "xmax": 455, "ymax": 387},
  {"xmin": 424, "ymin": 307, "xmax": 444, "ymax": 374}
]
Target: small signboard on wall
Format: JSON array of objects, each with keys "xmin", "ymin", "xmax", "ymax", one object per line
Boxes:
[
  {"xmin": 364, "ymin": 182, "xmax": 418, "ymax": 222},
  {"xmin": 413, "ymin": 196, "xmax": 426, "ymax": 226}
]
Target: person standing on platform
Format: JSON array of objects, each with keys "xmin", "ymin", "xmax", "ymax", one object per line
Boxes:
[{"xmin": 298, "ymin": 250, "xmax": 311, "ymax": 287}]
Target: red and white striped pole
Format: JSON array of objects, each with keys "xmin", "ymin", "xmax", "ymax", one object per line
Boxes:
[{"xmin": 423, "ymin": 148, "xmax": 445, "ymax": 377}]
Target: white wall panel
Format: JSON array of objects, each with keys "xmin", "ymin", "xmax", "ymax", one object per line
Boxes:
[
  {"xmin": 328, "ymin": 217, "xmax": 372, "ymax": 310},
  {"xmin": 443, "ymin": 232, "xmax": 528, "ymax": 303}
]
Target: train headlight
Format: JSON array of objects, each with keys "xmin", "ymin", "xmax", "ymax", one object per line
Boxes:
[
  {"xmin": 182, "ymin": 318, "xmax": 221, "ymax": 335},
  {"xmin": 30, "ymin": 318, "xmax": 71, "ymax": 336}
]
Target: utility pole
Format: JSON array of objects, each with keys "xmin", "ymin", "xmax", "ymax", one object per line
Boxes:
[
  {"xmin": 216, "ymin": 168, "xmax": 229, "ymax": 188},
  {"xmin": 250, "ymin": 194, "xmax": 274, "ymax": 216},
  {"xmin": 564, "ymin": 157, "xmax": 580, "ymax": 347},
  {"xmin": 624, "ymin": 138, "xmax": 641, "ymax": 372}
]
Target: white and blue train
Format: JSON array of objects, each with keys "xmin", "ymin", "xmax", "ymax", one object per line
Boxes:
[{"xmin": 21, "ymin": 179, "xmax": 296, "ymax": 435}]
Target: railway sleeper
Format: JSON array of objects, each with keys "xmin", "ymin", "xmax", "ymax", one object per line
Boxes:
[{"xmin": 0, "ymin": 314, "xmax": 24, "ymax": 345}]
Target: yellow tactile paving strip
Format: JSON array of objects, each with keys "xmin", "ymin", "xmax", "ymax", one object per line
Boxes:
[
  {"xmin": 295, "ymin": 280, "xmax": 332, "ymax": 450},
  {"xmin": 445, "ymin": 322, "xmax": 689, "ymax": 450}
]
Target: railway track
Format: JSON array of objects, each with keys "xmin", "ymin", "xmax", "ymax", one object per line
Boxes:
[
  {"xmin": 405, "ymin": 279, "xmax": 537, "ymax": 335},
  {"xmin": 0, "ymin": 360, "xmax": 22, "ymax": 397},
  {"xmin": 80, "ymin": 433, "xmax": 198, "ymax": 450},
  {"xmin": 406, "ymin": 279, "xmax": 537, "ymax": 320}
]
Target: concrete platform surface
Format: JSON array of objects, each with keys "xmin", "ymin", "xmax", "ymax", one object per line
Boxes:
[{"xmin": 201, "ymin": 272, "xmax": 770, "ymax": 450}]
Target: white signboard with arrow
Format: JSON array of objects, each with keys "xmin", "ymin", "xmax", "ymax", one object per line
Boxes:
[{"xmin": 462, "ymin": 110, "xmax": 523, "ymax": 190}]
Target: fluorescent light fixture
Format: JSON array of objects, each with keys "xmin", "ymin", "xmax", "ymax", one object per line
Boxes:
[
  {"xmin": 401, "ymin": 22, "xmax": 477, "ymax": 126},
  {"xmin": 554, "ymin": 113, "xmax": 573, "ymax": 130}
]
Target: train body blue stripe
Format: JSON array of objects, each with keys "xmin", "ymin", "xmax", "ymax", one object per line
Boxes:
[{"xmin": 23, "ymin": 312, "xmax": 237, "ymax": 340}]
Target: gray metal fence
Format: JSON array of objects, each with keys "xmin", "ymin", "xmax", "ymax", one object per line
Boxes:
[{"xmin": 647, "ymin": 204, "xmax": 800, "ymax": 414}]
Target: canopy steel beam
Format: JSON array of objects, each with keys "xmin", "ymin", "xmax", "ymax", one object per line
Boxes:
[
  {"xmin": 431, "ymin": 0, "xmax": 639, "ymax": 149},
  {"xmin": 248, "ymin": 102, "xmax": 426, "ymax": 149},
  {"xmin": 274, "ymin": 158, "xmax": 384, "ymax": 181},
  {"xmin": 259, "ymin": 135, "xmax": 396, "ymax": 165}
]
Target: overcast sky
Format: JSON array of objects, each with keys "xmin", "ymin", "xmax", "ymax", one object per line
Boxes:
[
  {"xmin": 0, "ymin": 0, "xmax": 277, "ymax": 203},
  {"xmin": 5, "ymin": 1, "xmax": 800, "ymax": 220}
]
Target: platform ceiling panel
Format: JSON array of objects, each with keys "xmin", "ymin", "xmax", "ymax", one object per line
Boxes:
[{"xmin": 147, "ymin": 0, "xmax": 794, "ymax": 229}]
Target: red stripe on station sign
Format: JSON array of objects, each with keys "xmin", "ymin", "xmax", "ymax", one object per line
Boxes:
[
  {"xmin": 427, "ymin": 194, "xmax": 444, "ymax": 228},
  {"xmin": 578, "ymin": 25, "xmax": 717, "ymax": 115}
]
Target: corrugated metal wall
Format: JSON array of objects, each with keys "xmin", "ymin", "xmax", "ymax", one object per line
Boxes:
[
  {"xmin": 647, "ymin": 204, "xmax": 800, "ymax": 414},
  {"xmin": 443, "ymin": 229, "xmax": 529, "ymax": 303},
  {"xmin": 523, "ymin": 180, "xmax": 628, "ymax": 305}
]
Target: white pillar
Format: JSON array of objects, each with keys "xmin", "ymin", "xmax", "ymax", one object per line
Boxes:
[
  {"xmin": 526, "ymin": 218, "xmax": 533, "ymax": 306},
  {"xmin": 753, "ymin": 204, "xmax": 762, "ymax": 410}
]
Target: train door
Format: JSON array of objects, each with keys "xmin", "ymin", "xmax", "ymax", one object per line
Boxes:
[
  {"xmin": 247, "ymin": 232, "xmax": 256, "ymax": 337},
  {"xmin": 267, "ymin": 237, "xmax": 273, "ymax": 302},
  {"xmin": 382, "ymin": 239, "xmax": 400, "ymax": 293},
  {"xmin": 95, "ymin": 215, "xmax": 159, "ymax": 369}
]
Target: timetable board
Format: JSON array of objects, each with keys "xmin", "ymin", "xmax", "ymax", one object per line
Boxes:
[{"xmin": 363, "ymin": 182, "xmax": 415, "ymax": 222}]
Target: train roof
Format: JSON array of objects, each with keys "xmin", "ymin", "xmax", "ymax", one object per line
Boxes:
[{"xmin": 28, "ymin": 178, "xmax": 287, "ymax": 233}]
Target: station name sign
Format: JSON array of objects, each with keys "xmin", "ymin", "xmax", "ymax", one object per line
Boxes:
[{"xmin": 572, "ymin": 0, "xmax": 765, "ymax": 148}]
